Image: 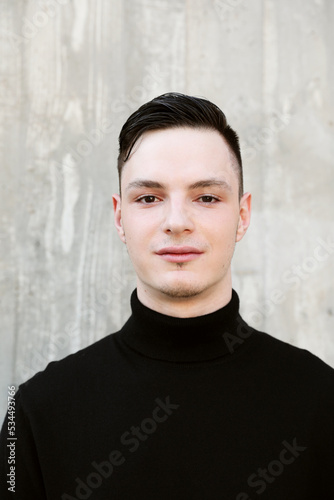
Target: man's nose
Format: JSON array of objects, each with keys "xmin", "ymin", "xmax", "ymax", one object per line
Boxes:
[{"xmin": 161, "ymin": 199, "xmax": 195, "ymax": 234}]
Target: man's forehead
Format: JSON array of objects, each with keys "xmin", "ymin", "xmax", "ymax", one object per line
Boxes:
[
  {"xmin": 129, "ymin": 126, "xmax": 229, "ymax": 160},
  {"xmin": 121, "ymin": 127, "xmax": 239, "ymax": 195}
]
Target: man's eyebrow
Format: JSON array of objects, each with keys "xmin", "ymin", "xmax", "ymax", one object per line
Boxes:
[
  {"xmin": 188, "ymin": 179, "xmax": 232, "ymax": 192},
  {"xmin": 125, "ymin": 178, "xmax": 232, "ymax": 192},
  {"xmin": 125, "ymin": 180, "xmax": 166, "ymax": 192}
]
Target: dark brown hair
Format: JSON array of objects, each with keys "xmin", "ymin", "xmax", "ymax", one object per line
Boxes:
[{"xmin": 117, "ymin": 92, "xmax": 243, "ymax": 198}]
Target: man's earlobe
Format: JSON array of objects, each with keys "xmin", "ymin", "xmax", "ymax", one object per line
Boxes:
[
  {"xmin": 112, "ymin": 194, "xmax": 127, "ymax": 244},
  {"xmin": 236, "ymin": 192, "xmax": 251, "ymax": 242},
  {"xmin": 120, "ymin": 221, "xmax": 126, "ymax": 242}
]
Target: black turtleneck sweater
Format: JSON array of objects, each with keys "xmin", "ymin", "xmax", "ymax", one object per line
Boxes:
[{"xmin": 1, "ymin": 289, "xmax": 334, "ymax": 499}]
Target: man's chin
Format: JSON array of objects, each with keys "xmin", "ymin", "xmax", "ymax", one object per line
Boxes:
[{"xmin": 157, "ymin": 282, "xmax": 207, "ymax": 299}]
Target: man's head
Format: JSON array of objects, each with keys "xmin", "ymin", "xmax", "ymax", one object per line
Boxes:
[
  {"xmin": 113, "ymin": 93, "xmax": 251, "ymax": 317},
  {"xmin": 117, "ymin": 92, "xmax": 244, "ymax": 200}
]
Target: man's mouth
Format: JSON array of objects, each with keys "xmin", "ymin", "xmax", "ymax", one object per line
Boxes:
[{"xmin": 155, "ymin": 246, "xmax": 203, "ymax": 263}]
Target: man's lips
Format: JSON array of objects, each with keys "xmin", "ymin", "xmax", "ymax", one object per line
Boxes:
[{"xmin": 155, "ymin": 246, "xmax": 203, "ymax": 263}]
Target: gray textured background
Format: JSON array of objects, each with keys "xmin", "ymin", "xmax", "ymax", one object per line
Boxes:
[{"xmin": 1, "ymin": 0, "xmax": 334, "ymax": 418}]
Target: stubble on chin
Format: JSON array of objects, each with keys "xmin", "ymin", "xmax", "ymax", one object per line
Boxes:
[
  {"xmin": 158, "ymin": 272, "xmax": 208, "ymax": 299},
  {"xmin": 158, "ymin": 284, "xmax": 204, "ymax": 299},
  {"xmin": 156, "ymin": 258, "xmax": 230, "ymax": 299}
]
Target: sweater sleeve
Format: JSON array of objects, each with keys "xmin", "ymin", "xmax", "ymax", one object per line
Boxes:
[{"xmin": 0, "ymin": 389, "xmax": 47, "ymax": 500}]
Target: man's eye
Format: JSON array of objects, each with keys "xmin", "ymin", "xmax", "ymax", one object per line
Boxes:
[
  {"xmin": 198, "ymin": 195, "xmax": 219, "ymax": 203},
  {"xmin": 137, "ymin": 195, "xmax": 159, "ymax": 204}
]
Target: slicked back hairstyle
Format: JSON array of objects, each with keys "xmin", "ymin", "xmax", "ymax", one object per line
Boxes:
[{"xmin": 117, "ymin": 92, "xmax": 244, "ymax": 199}]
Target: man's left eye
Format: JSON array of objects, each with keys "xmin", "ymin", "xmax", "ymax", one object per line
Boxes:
[{"xmin": 198, "ymin": 196, "xmax": 219, "ymax": 203}]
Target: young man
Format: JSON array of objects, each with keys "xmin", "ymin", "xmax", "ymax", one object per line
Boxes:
[{"xmin": 1, "ymin": 93, "xmax": 333, "ymax": 499}]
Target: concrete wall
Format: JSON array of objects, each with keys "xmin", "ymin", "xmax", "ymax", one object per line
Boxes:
[{"xmin": 1, "ymin": 0, "xmax": 333, "ymax": 417}]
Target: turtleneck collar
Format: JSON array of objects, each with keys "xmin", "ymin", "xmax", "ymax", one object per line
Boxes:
[{"xmin": 118, "ymin": 289, "xmax": 252, "ymax": 363}]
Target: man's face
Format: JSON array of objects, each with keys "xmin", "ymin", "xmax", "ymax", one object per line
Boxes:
[{"xmin": 113, "ymin": 127, "xmax": 251, "ymax": 315}]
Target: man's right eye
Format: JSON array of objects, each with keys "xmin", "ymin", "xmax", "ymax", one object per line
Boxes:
[{"xmin": 136, "ymin": 195, "xmax": 159, "ymax": 204}]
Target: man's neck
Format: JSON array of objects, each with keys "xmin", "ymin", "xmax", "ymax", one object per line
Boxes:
[{"xmin": 136, "ymin": 281, "xmax": 233, "ymax": 318}]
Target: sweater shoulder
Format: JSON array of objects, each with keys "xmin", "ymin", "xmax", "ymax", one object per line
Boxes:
[
  {"xmin": 252, "ymin": 327, "xmax": 334, "ymax": 387},
  {"xmin": 18, "ymin": 332, "xmax": 119, "ymax": 404}
]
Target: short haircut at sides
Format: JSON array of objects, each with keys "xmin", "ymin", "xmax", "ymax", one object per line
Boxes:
[{"xmin": 117, "ymin": 92, "xmax": 243, "ymax": 199}]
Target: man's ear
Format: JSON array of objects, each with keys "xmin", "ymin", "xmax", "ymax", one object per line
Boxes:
[
  {"xmin": 236, "ymin": 192, "xmax": 251, "ymax": 242},
  {"xmin": 112, "ymin": 194, "xmax": 126, "ymax": 244}
]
